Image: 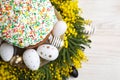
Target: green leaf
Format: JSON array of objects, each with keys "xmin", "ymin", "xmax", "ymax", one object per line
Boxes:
[{"xmin": 66, "ymin": 49, "xmax": 72, "ymax": 65}]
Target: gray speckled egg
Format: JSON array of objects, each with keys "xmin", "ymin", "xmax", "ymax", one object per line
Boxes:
[
  {"xmin": 0, "ymin": 43, "xmax": 14, "ymax": 62},
  {"xmin": 23, "ymin": 49, "xmax": 40, "ymax": 71},
  {"xmin": 37, "ymin": 44, "xmax": 59, "ymax": 61}
]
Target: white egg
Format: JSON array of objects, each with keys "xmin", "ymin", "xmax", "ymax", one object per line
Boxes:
[
  {"xmin": 23, "ymin": 49, "xmax": 40, "ymax": 71},
  {"xmin": 0, "ymin": 43, "xmax": 14, "ymax": 62},
  {"xmin": 53, "ymin": 21, "xmax": 67, "ymax": 37},
  {"xmin": 37, "ymin": 44, "xmax": 59, "ymax": 61}
]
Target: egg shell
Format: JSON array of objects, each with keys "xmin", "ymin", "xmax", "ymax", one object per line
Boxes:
[
  {"xmin": 23, "ymin": 49, "xmax": 40, "ymax": 71},
  {"xmin": 0, "ymin": 43, "xmax": 14, "ymax": 62},
  {"xmin": 53, "ymin": 21, "xmax": 67, "ymax": 37},
  {"xmin": 37, "ymin": 44, "xmax": 59, "ymax": 61}
]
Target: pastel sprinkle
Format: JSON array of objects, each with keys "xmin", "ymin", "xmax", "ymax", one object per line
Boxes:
[{"xmin": 0, "ymin": 0, "xmax": 57, "ymax": 48}]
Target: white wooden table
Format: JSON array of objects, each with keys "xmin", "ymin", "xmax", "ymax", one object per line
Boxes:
[{"xmin": 69, "ymin": 0, "xmax": 120, "ymax": 80}]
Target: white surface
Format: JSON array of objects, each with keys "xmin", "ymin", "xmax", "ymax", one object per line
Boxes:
[{"xmin": 69, "ymin": 0, "xmax": 120, "ymax": 80}]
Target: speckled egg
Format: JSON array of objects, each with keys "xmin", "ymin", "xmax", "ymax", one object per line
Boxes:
[
  {"xmin": 37, "ymin": 44, "xmax": 59, "ymax": 61},
  {"xmin": 0, "ymin": 43, "xmax": 14, "ymax": 62},
  {"xmin": 23, "ymin": 49, "xmax": 40, "ymax": 70}
]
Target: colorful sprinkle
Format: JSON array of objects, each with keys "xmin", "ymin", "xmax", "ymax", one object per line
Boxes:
[{"xmin": 0, "ymin": 0, "xmax": 57, "ymax": 48}]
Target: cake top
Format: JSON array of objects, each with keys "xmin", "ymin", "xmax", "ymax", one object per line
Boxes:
[{"xmin": 0, "ymin": 0, "xmax": 57, "ymax": 48}]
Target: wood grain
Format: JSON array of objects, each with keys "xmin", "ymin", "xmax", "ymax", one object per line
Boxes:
[{"xmin": 69, "ymin": 0, "xmax": 120, "ymax": 80}]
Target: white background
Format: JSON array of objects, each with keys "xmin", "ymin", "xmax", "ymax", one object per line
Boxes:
[{"xmin": 69, "ymin": 0, "xmax": 120, "ymax": 80}]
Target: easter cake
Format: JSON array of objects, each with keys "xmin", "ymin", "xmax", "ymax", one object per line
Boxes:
[{"xmin": 0, "ymin": 0, "xmax": 57, "ymax": 48}]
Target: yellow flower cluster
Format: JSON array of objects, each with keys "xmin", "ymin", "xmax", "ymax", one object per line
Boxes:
[
  {"xmin": 51, "ymin": 0, "xmax": 81, "ymax": 48},
  {"xmin": 49, "ymin": 63, "xmax": 61, "ymax": 80},
  {"xmin": 49, "ymin": 63, "xmax": 73, "ymax": 80},
  {"xmin": 71, "ymin": 57, "xmax": 81, "ymax": 68},
  {"xmin": 31, "ymin": 71, "xmax": 45, "ymax": 80},
  {"xmin": 0, "ymin": 61, "xmax": 17, "ymax": 80},
  {"xmin": 0, "ymin": 61, "xmax": 39, "ymax": 80},
  {"xmin": 62, "ymin": 1, "xmax": 79, "ymax": 48},
  {"xmin": 60, "ymin": 65, "xmax": 73, "ymax": 77},
  {"xmin": 77, "ymin": 49, "xmax": 87, "ymax": 61},
  {"xmin": 59, "ymin": 1, "xmax": 79, "ymax": 22},
  {"xmin": 54, "ymin": 68, "xmax": 62, "ymax": 80},
  {"xmin": 84, "ymin": 19, "xmax": 92, "ymax": 25},
  {"xmin": 71, "ymin": 49, "xmax": 87, "ymax": 68}
]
